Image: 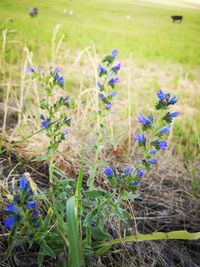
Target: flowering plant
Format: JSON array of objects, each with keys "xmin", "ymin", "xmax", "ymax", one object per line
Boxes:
[{"xmin": 1, "ymin": 50, "xmax": 188, "ymax": 267}]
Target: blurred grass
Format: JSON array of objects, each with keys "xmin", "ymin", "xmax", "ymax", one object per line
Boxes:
[{"xmin": 1, "ymin": 0, "xmax": 200, "ymax": 66}]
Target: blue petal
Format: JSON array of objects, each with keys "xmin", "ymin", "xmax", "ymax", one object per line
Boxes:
[
  {"xmin": 3, "ymin": 217, "xmax": 16, "ymax": 229},
  {"xmin": 19, "ymin": 176, "xmax": 29, "ymax": 191},
  {"xmin": 26, "ymin": 201, "xmax": 36, "ymax": 209}
]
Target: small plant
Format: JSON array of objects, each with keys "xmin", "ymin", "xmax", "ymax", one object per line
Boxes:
[{"xmin": 3, "ymin": 50, "xmax": 198, "ymax": 267}]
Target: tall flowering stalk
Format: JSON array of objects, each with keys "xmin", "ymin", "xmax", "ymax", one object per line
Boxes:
[
  {"xmin": 88, "ymin": 49, "xmax": 121, "ymax": 187},
  {"xmin": 104, "ymin": 89, "xmax": 179, "ymax": 197},
  {"xmin": 28, "ymin": 67, "xmax": 71, "ymax": 184}
]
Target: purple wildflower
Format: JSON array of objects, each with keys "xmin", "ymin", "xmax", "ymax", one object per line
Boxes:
[
  {"xmin": 123, "ymin": 167, "xmax": 133, "ymax": 176},
  {"xmin": 104, "ymin": 166, "xmax": 114, "ymax": 177},
  {"xmin": 159, "ymin": 125, "xmax": 171, "ymax": 134},
  {"xmin": 26, "ymin": 201, "xmax": 36, "ymax": 209},
  {"xmin": 106, "ymin": 102, "xmax": 112, "ymax": 109},
  {"xmin": 135, "ymin": 133, "xmax": 146, "ymax": 146},
  {"xmin": 99, "ymin": 93, "xmax": 105, "ymax": 99},
  {"xmin": 41, "ymin": 120, "xmax": 49, "ymax": 129},
  {"xmin": 136, "ymin": 170, "xmax": 143, "ymax": 177},
  {"xmin": 110, "ymin": 91, "xmax": 117, "ymax": 98},
  {"xmin": 138, "ymin": 114, "xmax": 152, "ymax": 127},
  {"xmin": 149, "ymin": 159, "xmax": 157, "ymax": 165},
  {"xmin": 133, "ymin": 180, "xmax": 139, "ymax": 186},
  {"xmin": 111, "ymin": 49, "xmax": 118, "ymax": 58}
]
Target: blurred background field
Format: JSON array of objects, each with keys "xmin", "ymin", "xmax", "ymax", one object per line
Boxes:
[
  {"xmin": 0, "ymin": 0, "xmax": 200, "ymax": 266},
  {"xmin": 1, "ymin": 0, "xmax": 200, "ymax": 66}
]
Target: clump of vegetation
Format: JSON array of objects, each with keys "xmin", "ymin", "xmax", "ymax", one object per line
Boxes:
[{"xmin": 2, "ymin": 50, "xmax": 199, "ymax": 267}]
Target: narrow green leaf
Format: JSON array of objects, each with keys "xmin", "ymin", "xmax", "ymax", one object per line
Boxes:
[
  {"xmin": 96, "ymin": 230, "xmax": 200, "ymax": 255},
  {"xmin": 66, "ymin": 196, "xmax": 82, "ymax": 267},
  {"xmin": 75, "ymin": 146, "xmax": 84, "ymax": 218}
]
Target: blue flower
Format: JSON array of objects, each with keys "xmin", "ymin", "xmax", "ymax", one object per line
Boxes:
[
  {"xmin": 138, "ymin": 114, "xmax": 152, "ymax": 127},
  {"xmin": 3, "ymin": 217, "xmax": 16, "ymax": 229},
  {"xmin": 111, "ymin": 49, "xmax": 118, "ymax": 58},
  {"xmin": 106, "ymin": 102, "xmax": 112, "ymax": 109},
  {"xmin": 110, "ymin": 91, "xmax": 117, "ymax": 98},
  {"xmin": 41, "ymin": 120, "xmax": 49, "ymax": 129},
  {"xmin": 104, "ymin": 166, "xmax": 114, "ymax": 177},
  {"xmin": 136, "ymin": 170, "xmax": 143, "ymax": 177},
  {"xmin": 5, "ymin": 204, "xmax": 17, "ymax": 215},
  {"xmin": 54, "ymin": 73, "xmax": 64, "ymax": 86},
  {"xmin": 19, "ymin": 176, "xmax": 29, "ymax": 191},
  {"xmin": 27, "ymin": 66, "xmax": 34, "ymax": 73},
  {"xmin": 133, "ymin": 180, "xmax": 139, "ymax": 186},
  {"xmin": 157, "ymin": 90, "xmax": 177, "ymax": 106},
  {"xmin": 63, "ymin": 129, "xmax": 69, "ymax": 136},
  {"xmin": 98, "ymin": 65, "xmax": 107, "ymax": 75},
  {"xmin": 108, "ymin": 77, "xmax": 119, "ymax": 86},
  {"xmin": 166, "ymin": 112, "xmax": 179, "ymax": 119},
  {"xmin": 159, "ymin": 125, "xmax": 171, "ymax": 134},
  {"xmin": 169, "ymin": 96, "xmax": 177, "ymax": 105},
  {"xmin": 54, "ymin": 67, "xmax": 60, "ymax": 74},
  {"xmin": 99, "ymin": 93, "xmax": 105, "ymax": 99},
  {"xmin": 157, "ymin": 90, "xmax": 165, "ymax": 101},
  {"xmin": 149, "ymin": 159, "xmax": 157, "ymax": 164},
  {"xmin": 40, "ymin": 114, "xmax": 45, "ymax": 120},
  {"xmin": 112, "ymin": 63, "xmax": 121, "ymax": 72},
  {"xmin": 135, "ymin": 133, "xmax": 146, "ymax": 146},
  {"xmin": 150, "ymin": 149, "xmax": 157, "ymax": 155},
  {"xmin": 116, "ymin": 176, "xmax": 120, "ymax": 182},
  {"xmin": 158, "ymin": 141, "xmax": 168, "ymax": 150},
  {"xmin": 33, "ymin": 210, "xmax": 40, "ymax": 218},
  {"xmin": 123, "ymin": 167, "xmax": 133, "ymax": 176},
  {"xmin": 26, "ymin": 201, "xmax": 36, "ymax": 209}
]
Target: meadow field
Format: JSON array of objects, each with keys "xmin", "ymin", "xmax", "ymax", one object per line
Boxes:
[{"xmin": 0, "ymin": 0, "xmax": 200, "ymax": 266}]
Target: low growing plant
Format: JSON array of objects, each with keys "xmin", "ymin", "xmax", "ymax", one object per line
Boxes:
[{"xmin": 1, "ymin": 50, "xmax": 199, "ymax": 267}]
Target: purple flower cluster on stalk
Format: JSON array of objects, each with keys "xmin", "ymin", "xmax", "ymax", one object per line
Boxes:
[
  {"xmin": 97, "ymin": 49, "xmax": 121, "ymax": 110},
  {"xmin": 2, "ymin": 176, "xmax": 40, "ymax": 230},
  {"xmin": 104, "ymin": 89, "xmax": 179, "ymax": 193},
  {"xmin": 28, "ymin": 67, "xmax": 71, "ymax": 154}
]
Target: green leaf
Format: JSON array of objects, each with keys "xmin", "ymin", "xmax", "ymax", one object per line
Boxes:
[
  {"xmin": 75, "ymin": 146, "xmax": 84, "ymax": 218},
  {"xmin": 87, "ymin": 166, "xmax": 95, "ymax": 187},
  {"xmin": 66, "ymin": 196, "xmax": 82, "ymax": 267},
  {"xmin": 85, "ymin": 189, "xmax": 106, "ymax": 198},
  {"xmin": 83, "ymin": 210, "xmax": 96, "ymax": 226},
  {"xmin": 91, "ymin": 227, "xmax": 112, "ymax": 241},
  {"xmin": 96, "ymin": 230, "xmax": 200, "ymax": 256}
]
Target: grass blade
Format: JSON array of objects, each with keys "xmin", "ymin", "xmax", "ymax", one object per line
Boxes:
[{"xmin": 66, "ymin": 196, "xmax": 82, "ymax": 267}]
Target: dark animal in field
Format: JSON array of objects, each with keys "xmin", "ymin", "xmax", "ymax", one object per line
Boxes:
[
  {"xmin": 28, "ymin": 8, "xmax": 38, "ymax": 17},
  {"xmin": 171, "ymin": 15, "xmax": 183, "ymax": 23}
]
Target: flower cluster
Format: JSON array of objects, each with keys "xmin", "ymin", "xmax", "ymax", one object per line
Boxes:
[
  {"xmin": 2, "ymin": 176, "xmax": 41, "ymax": 231},
  {"xmin": 28, "ymin": 67, "xmax": 71, "ymax": 156},
  {"xmin": 97, "ymin": 49, "xmax": 121, "ymax": 110},
  {"xmin": 135, "ymin": 89, "xmax": 179, "ymax": 170},
  {"xmin": 104, "ymin": 166, "xmax": 143, "ymax": 191},
  {"xmin": 104, "ymin": 89, "xmax": 179, "ymax": 193}
]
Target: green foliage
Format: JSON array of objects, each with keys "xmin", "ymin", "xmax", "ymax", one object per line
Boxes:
[{"xmin": 66, "ymin": 196, "xmax": 82, "ymax": 267}]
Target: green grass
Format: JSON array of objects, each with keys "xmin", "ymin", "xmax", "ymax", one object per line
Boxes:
[{"xmin": 1, "ymin": 0, "xmax": 200, "ymax": 66}]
